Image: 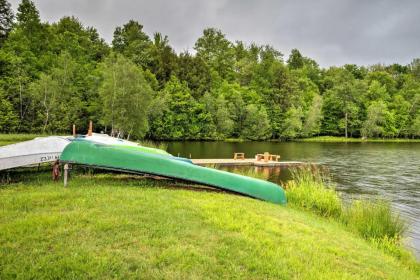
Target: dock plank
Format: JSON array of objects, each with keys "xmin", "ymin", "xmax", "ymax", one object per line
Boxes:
[{"xmin": 191, "ymin": 158, "xmax": 304, "ymax": 167}]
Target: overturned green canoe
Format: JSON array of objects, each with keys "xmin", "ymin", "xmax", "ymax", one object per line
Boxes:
[{"xmin": 60, "ymin": 140, "xmax": 286, "ymax": 204}]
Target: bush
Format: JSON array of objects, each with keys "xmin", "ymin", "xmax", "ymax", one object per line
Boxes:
[
  {"xmin": 286, "ymin": 165, "xmax": 342, "ymax": 218},
  {"xmin": 342, "ymin": 199, "xmax": 406, "ymax": 240}
]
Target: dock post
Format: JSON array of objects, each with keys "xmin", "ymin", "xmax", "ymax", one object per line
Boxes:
[
  {"xmin": 72, "ymin": 124, "xmax": 76, "ymax": 137},
  {"xmin": 88, "ymin": 120, "xmax": 93, "ymax": 136},
  {"xmin": 64, "ymin": 164, "xmax": 69, "ymax": 187}
]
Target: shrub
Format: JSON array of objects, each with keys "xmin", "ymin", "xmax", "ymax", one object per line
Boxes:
[
  {"xmin": 342, "ymin": 199, "xmax": 406, "ymax": 240},
  {"xmin": 286, "ymin": 165, "xmax": 342, "ymax": 218}
]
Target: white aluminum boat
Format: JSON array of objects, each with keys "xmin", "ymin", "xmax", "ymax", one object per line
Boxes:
[{"xmin": 0, "ymin": 136, "xmax": 72, "ymax": 171}]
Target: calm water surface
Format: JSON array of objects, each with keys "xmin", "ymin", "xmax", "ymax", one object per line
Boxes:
[{"xmin": 166, "ymin": 141, "xmax": 420, "ymax": 257}]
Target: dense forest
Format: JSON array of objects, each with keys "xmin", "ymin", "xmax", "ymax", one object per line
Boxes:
[{"xmin": 0, "ymin": 0, "xmax": 419, "ymax": 140}]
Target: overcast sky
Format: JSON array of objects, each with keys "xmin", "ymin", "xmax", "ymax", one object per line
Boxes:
[{"xmin": 8, "ymin": 0, "xmax": 420, "ymax": 67}]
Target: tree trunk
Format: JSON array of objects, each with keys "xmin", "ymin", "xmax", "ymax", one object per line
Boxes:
[
  {"xmin": 345, "ymin": 112, "xmax": 348, "ymax": 138},
  {"xmin": 43, "ymin": 110, "xmax": 49, "ymax": 133},
  {"xmin": 19, "ymin": 80, "xmax": 23, "ymax": 120}
]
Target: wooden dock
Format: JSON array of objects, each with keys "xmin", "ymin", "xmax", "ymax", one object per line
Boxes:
[{"xmin": 191, "ymin": 158, "xmax": 305, "ymax": 167}]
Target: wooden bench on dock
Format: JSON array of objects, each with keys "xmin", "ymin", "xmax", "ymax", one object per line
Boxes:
[
  {"xmin": 256, "ymin": 152, "xmax": 280, "ymax": 162},
  {"xmin": 233, "ymin": 152, "xmax": 245, "ymax": 160}
]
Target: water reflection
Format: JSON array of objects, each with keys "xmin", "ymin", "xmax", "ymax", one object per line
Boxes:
[{"xmin": 166, "ymin": 141, "xmax": 420, "ymax": 258}]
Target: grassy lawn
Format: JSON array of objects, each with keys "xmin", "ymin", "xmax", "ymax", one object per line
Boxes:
[
  {"xmin": 297, "ymin": 136, "xmax": 420, "ymax": 143},
  {"xmin": 0, "ymin": 172, "xmax": 418, "ymax": 279},
  {"xmin": 0, "ymin": 134, "xmax": 44, "ymax": 147}
]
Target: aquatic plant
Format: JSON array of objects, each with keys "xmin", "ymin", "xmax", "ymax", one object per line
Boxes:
[
  {"xmin": 341, "ymin": 199, "xmax": 406, "ymax": 240},
  {"xmin": 286, "ymin": 165, "xmax": 342, "ymax": 218}
]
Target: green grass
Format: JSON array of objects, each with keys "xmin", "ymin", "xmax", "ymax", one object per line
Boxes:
[
  {"xmin": 0, "ymin": 171, "xmax": 418, "ymax": 279},
  {"xmin": 0, "ymin": 134, "xmax": 43, "ymax": 146},
  {"xmin": 342, "ymin": 199, "xmax": 406, "ymax": 240},
  {"xmin": 285, "ymin": 166, "xmax": 342, "ymax": 218},
  {"xmin": 285, "ymin": 166, "xmax": 418, "ymax": 270},
  {"xmin": 298, "ymin": 136, "xmax": 420, "ymax": 143}
]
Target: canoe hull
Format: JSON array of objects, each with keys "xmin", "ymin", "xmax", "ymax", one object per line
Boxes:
[
  {"xmin": 0, "ymin": 136, "xmax": 71, "ymax": 170},
  {"xmin": 60, "ymin": 140, "xmax": 286, "ymax": 204}
]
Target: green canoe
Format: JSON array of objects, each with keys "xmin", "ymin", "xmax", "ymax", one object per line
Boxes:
[{"xmin": 60, "ymin": 140, "xmax": 286, "ymax": 204}]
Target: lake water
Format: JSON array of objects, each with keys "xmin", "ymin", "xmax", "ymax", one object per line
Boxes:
[{"xmin": 166, "ymin": 141, "xmax": 420, "ymax": 257}]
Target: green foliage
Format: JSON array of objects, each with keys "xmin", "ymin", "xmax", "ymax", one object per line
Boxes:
[
  {"xmin": 280, "ymin": 106, "xmax": 303, "ymax": 139},
  {"xmin": 149, "ymin": 76, "xmax": 213, "ymax": 140},
  {"xmin": 0, "ymin": 88, "xmax": 18, "ymax": 131},
  {"xmin": 287, "ymin": 48, "xmax": 304, "ymax": 69},
  {"xmin": 286, "ymin": 165, "xmax": 413, "ymax": 263},
  {"xmin": 362, "ymin": 100, "xmax": 388, "ymax": 138},
  {"xmin": 0, "ymin": 0, "xmax": 418, "ymax": 140},
  {"xmin": 194, "ymin": 28, "xmax": 235, "ymax": 81},
  {"xmin": 112, "ymin": 20, "xmax": 152, "ymax": 68},
  {"xmin": 201, "ymin": 92, "xmax": 233, "ymax": 138},
  {"xmin": 342, "ymin": 200, "xmax": 406, "ymax": 240},
  {"xmin": 0, "ymin": 0, "xmax": 14, "ymax": 44},
  {"xmin": 302, "ymin": 94, "xmax": 323, "ymax": 136},
  {"xmin": 98, "ymin": 53, "xmax": 153, "ymax": 138},
  {"xmin": 286, "ymin": 166, "xmax": 342, "ymax": 218},
  {"xmin": 299, "ymin": 136, "xmax": 420, "ymax": 142},
  {"xmin": 241, "ymin": 104, "xmax": 271, "ymax": 140}
]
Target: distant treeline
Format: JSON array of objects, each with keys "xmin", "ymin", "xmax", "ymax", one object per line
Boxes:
[{"xmin": 0, "ymin": 0, "xmax": 419, "ymax": 140}]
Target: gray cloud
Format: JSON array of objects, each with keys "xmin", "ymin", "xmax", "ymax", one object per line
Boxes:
[{"xmin": 8, "ymin": 0, "xmax": 420, "ymax": 67}]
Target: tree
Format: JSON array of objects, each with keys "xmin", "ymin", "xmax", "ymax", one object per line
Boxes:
[
  {"xmin": 29, "ymin": 73, "xmax": 59, "ymax": 132},
  {"xmin": 410, "ymin": 114, "xmax": 420, "ymax": 137},
  {"xmin": 0, "ymin": 88, "xmax": 18, "ymax": 132},
  {"xmin": 16, "ymin": 0, "xmax": 41, "ymax": 34},
  {"xmin": 149, "ymin": 76, "xmax": 214, "ymax": 140},
  {"xmin": 98, "ymin": 53, "xmax": 153, "ymax": 138},
  {"xmin": 366, "ymin": 80, "xmax": 389, "ymax": 101},
  {"xmin": 0, "ymin": 0, "xmax": 13, "ymax": 44},
  {"xmin": 321, "ymin": 69, "xmax": 364, "ymax": 137},
  {"xmin": 202, "ymin": 92, "xmax": 233, "ymax": 138},
  {"xmin": 112, "ymin": 20, "xmax": 152, "ymax": 68},
  {"xmin": 194, "ymin": 28, "xmax": 235, "ymax": 81},
  {"xmin": 361, "ymin": 101, "xmax": 388, "ymax": 138},
  {"xmin": 410, "ymin": 58, "xmax": 420, "ymax": 80},
  {"xmin": 287, "ymin": 49, "xmax": 304, "ymax": 69},
  {"xmin": 176, "ymin": 51, "xmax": 211, "ymax": 99},
  {"xmin": 241, "ymin": 104, "xmax": 271, "ymax": 140},
  {"xmin": 280, "ymin": 106, "xmax": 303, "ymax": 139},
  {"xmin": 302, "ymin": 94, "xmax": 323, "ymax": 137},
  {"xmin": 148, "ymin": 32, "xmax": 177, "ymax": 87}
]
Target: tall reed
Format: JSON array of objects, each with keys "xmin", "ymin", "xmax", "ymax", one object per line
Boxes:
[
  {"xmin": 286, "ymin": 165, "xmax": 407, "ymax": 242},
  {"xmin": 342, "ymin": 199, "xmax": 406, "ymax": 240},
  {"xmin": 286, "ymin": 165, "xmax": 342, "ymax": 218}
]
